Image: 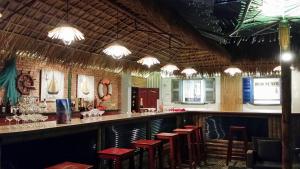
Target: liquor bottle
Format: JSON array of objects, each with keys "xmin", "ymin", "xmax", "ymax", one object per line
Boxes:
[
  {"xmin": 94, "ymin": 96, "xmax": 98, "ymax": 109},
  {"xmin": 78, "ymin": 98, "xmax": 83, "ymax": 112},
  {"xmin": 6, "ymin": 99, "xmax": 11, "ymax": 114},
  {"xmin": 140, "ymin": 98, "xmax": 144, "ymax": 108},
  {"xmin": 40, "ymin": 99, "xmax": 47, "ymax": 113},
  {"xmin": 0, "ymin": 101, "xmax": 5, "ymax": 114}
]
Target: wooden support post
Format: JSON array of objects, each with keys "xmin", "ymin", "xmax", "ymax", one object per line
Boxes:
[
  {"xmin": 67, "ymin": 67, "xmax": 72, "ymax": 100},
  {"xmin": 96, "ymin": 128, "xmax": 105, "ymax": 169},
  {"xmin": 279, "ymin": 20, "xmax": 292, "ymax": 169}
]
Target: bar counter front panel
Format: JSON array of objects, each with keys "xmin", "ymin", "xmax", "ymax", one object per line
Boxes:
[{"xmin": 0, "ymin": 111, "xmax": 298, "ymax": 169}]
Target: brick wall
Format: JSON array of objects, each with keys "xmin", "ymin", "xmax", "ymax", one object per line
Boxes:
[{"xmin": 14, "ymin": 58, "xmax": 121, "ymax": 112}]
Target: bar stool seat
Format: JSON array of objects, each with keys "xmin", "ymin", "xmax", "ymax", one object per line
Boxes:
[
  {"xmin": 226, "ymin": 125, "xmax": 248, "ymax": 165},
  {"xmin": 132, "ymin": 139, "xmax": 163, "ymax": 169},
  {"xmin": 155, "ymin": 132, "xmax": 182, "ymax": 169},
  {"xmin": 45, "ymin": 161, "xmax": 93, "ymax": 169},
  {"xmin": 98, "ymin": 147, "xmax": 135, "ymax": 169},
  {"xmin": 184, "ymin": 125, "xmax": 207, "ymax": 165},
  {"xmin": 173, "ymin": 128, "xmax": 196, "ymax": 169}
]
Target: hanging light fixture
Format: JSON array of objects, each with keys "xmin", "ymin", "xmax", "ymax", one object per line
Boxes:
[
  {"xmin": 103, "ymin": 43, "xmax": 131, "ymax": 60},
  {"xmin": 137, "ymin": 56, "xmax": 160, "ymax": 68},
  {"xmin": 48, "ymin": 25, "xmax": 84, "ymax": 45},
  {"xmin": 0, "ymin": 12, "xmax": 2, "ymax": 18},
  {"xmin": 161, "ymin": 37, "xmax": 179, "ymax": 77},
  {"xmin": 160, "ymin": 64, "xmax": 179, "ymax": 74},
  {"xmin": 224, "ymin": 67, "xmax": 242, "ymax": 76},
  {"xmin": 103, "ymin": 9, "xmax": 131, "ymax": 59},
  {"xmin": 48, "ymin": 0, "xmax": 84, "ymax": 45},
  {"xmin": 181, "ymin": 68, "xmax": 197, "ymax": 77}
]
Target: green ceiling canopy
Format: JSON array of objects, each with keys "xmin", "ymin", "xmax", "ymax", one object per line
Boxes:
[{"xmin": 231, "ymin": 0, "xmax": 300, "ymax": 36}]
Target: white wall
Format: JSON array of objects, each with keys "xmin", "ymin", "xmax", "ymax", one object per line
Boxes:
[
  {"xmin": 160, "ymin": 70, "xmax": 300, "ymax": 113},
  {"xmin": 121, "ymin": 73, "xmax": 132, "ymax": 113},
  {"xmin": 161, "ymin": 77, "xmax": 221, "ymax": 111},
  {"xmin": 292, "ymin": 70, "xmax": 300, "ymax": 113}
]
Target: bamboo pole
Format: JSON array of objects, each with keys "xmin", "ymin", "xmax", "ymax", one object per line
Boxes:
[{"xmin": 279, "ymin": 20, "xmax": 292, "ymax": 169}]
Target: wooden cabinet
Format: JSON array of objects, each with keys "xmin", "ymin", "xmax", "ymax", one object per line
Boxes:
[{"xmin": 131, "ymin": 87, "xmax": 159, "ymax": 113}]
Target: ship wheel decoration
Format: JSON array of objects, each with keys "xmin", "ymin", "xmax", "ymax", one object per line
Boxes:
[
  {"xmin": 17, "ymin": 71, "xmax": 36, "ymax": 95},
  {"xmin": 98, "ymin": 79, "xmax": 112, "ymax": 101}
]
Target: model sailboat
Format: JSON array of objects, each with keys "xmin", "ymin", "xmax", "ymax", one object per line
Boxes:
[
  {"xmin": 81, "ymin": 78, "xmax": 90, "ymax": 95},
  {"xmin": 47, "ymin": 72, "xmax": 59, "ymax": 95}
]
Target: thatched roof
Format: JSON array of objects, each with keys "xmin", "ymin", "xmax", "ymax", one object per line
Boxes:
[{"xmin": 0, "ymin": 0, "xmax": 279, "ymax": 73}]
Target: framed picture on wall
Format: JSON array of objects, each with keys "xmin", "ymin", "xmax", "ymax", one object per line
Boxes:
[
  {"xmin": 77, "ymin": 74, "xmax": 94, "ymax": 101},
  {"xmin": 40, "ymin": 69, "xmax": 64, "ymax": 101}
]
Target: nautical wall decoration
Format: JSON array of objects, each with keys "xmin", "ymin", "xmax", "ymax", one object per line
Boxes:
[
  {"xmin": 0, "ymin": 57, "xmax": 20, "ymax": 105},
  {"xmin": 98, "ymin": 79, "xmax": 112, "ymax": 101},
  {"xmin": 17, "ymin": 71, "xmax": 35, "ymax": 95},
  {"xmin": 41, "ymin": 69, "xmax": 64, "ymax": 101},
  {"xmin": 77, "ymin": 74, "xmax": 94, "ymax": 101}
]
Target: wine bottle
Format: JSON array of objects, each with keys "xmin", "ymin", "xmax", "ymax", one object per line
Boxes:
[
  {"xmin": 6, "ymin": 99, "xmax": 11, "ymax": 114},
  {"xmin": 0, "ymin": 101, "xmax": 5, "ymax": 114},
  {"xmin": 140, "ymin": 98, "xmax": 144, "ymax": 108}
]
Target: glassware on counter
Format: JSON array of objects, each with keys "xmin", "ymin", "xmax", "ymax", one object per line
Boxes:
[
  {"xmin": 80, "ymin": 109, "xmax": 105, "ymax": 119},
  {"xmin": 5, "ymin": 115, "xmax": 13, "ymax": 127}
]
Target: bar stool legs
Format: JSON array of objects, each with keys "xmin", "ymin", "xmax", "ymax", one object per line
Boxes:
[
  {"xmin": 184, "ymin": 125, "xmax": 207, "ymax": 166},
  {"xmin": 155, "ymin": 133, "xmax": 182, "ymax": 169},
  {"xmin": 173, "ymin": 128, "xmax": 196, "ymax": 169},
  {"xmin": 226, "ymin": 125, "xmax": 248, "ymax": 166},
  {"xmin": 132, "ymin": 139, "xmax": 162, "ymax": 169}
]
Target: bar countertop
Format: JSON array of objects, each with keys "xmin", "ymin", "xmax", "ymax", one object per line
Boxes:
[
  {"xmin": 0, "ymin": 111, "xmax": 185, "ymax": 137},
  {"xmin": 0, "ymin": 110, "xmax": 296, "ymax": 145}
]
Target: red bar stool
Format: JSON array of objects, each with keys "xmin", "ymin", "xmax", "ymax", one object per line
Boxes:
[
  {"xmin": 184, "ymin": 125, "xmax": 207, "ymax": 164},
  {"xmin": 226, "ymin": 125, "xmax": 248, "ymax": 165},
  {"xmin": 132, "ymin": 139, "xmax": 163, "ymax": 169},
  {"xmin": 98, "ymin": 147, "xmax": 135, "ymax": 169},
  {"xmin": 155, "ymin": 132, "xmax": 182, "ymax": 169},
  {"xmin": 173, "ymin": 128, "xmax": 196, "ymax": 169},
  {"xmin": 45, "ymin": 161, "xmax": 93, "ymax": 169}
]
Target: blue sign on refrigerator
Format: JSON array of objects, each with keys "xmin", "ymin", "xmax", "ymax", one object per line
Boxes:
[{"xmin": 56, "ymin": 99, "xmax": 72, "ymax": 124}]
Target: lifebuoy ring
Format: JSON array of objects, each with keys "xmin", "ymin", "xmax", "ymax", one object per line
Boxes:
[{"xmin": 98, "ymin": 79, "xmax": 112, "ymax": 101}]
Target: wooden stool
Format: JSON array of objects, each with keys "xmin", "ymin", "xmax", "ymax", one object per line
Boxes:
[
  {"xmin": 226, "ymin": 126, "xmax": 248, "ymax": 165},
  {"xmin": 155, "ymin": 132, "xmax": 182, "ymax": 169},
  {"xmin": 184, "ymin": 125, "xmax": 207, "ymax": 165},
  {"xmin": 45, "ymin": 161, "xmax": 93, "ymax": 169},
  {"xmin": 173, "ymin": 128, "xmax": 196, "ymax": 169},
  {"xmin": 98, "ymin": 147, "xmax": 135, "ymax": 169},
  {"xmin": 132, "ymin": 139, "xmax": 163, "ymax": 169}
]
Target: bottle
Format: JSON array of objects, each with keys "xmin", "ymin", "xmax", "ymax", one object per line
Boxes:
[
  {"xmin": 6, "ymin": 99, "xmax": 11, "ymax": 114},
  {"xmin": 140, "ymin": 98, "xmax": 144, "ymax": 108},
  {"xmin": 94, "ymin": 96, "xmax": 98, "ymax": 109},
  {"xmin": 41, "ymin": 99, "xmax": 47, "ymax": 113},
  {"xmin": 1, "ymin": 101, "xmax": 5, "ymax": 114}
]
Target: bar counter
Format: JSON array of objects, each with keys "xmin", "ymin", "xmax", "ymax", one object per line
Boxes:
[
  {"xmin": 0, "ymin": 110, "xmax": 297, "ymax": 142},
  {"xmin": 0, "ymin": 111, "xmax": 185, "ymax": 143},
  {"xmin": 0, "ymin": 110, "xmax": 291, "ymax": 136},
  {"xmin": 0, "ymin": 110, "xmax": 299, "ymax": 169}
]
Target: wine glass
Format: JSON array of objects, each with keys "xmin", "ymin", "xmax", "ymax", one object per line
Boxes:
[
  {"xmin": 13, "ymin": 115, "xmax": 21, "ymax": 128},
  {"xmin": 5, "ymin": 116, "xmax": 13, "ymax": 127}
]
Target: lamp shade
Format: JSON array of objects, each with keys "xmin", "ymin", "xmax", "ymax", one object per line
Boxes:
[
  {"xmin": 181, "ymin": 68, "xmax": 197, "ymax": 77},
  {"xmin": 103, "ymin": 43, "xmax": 131, "ymax": 59},
  {"xmin": 48, "ymin": 25, "xmax": 85, "ymax": 45},
  {"xmin": 224, "ymin": 67, "xmax": 242, "ymax": 76},
  {"xmin": 137, "ymin": 56, "xmax": 160, "ymax": 68}
]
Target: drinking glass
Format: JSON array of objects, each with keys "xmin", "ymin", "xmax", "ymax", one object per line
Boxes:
[
  {"xmin": 5, "ymin": 116, "xmax": 13, "ymax": 127},
  {"xmin": 13, "ymin": 115, "xmax": 21, "ymax": 128}
]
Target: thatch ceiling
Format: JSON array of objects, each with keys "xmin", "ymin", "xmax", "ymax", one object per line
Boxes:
[{"xmin": 0, "ymin": 0, "xmax": 283, "ymax": 73}]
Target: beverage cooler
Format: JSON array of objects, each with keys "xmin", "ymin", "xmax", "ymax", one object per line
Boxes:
[{"xmin": 131, "ymin": 87, "xmax": 159, "ymax": 113}]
